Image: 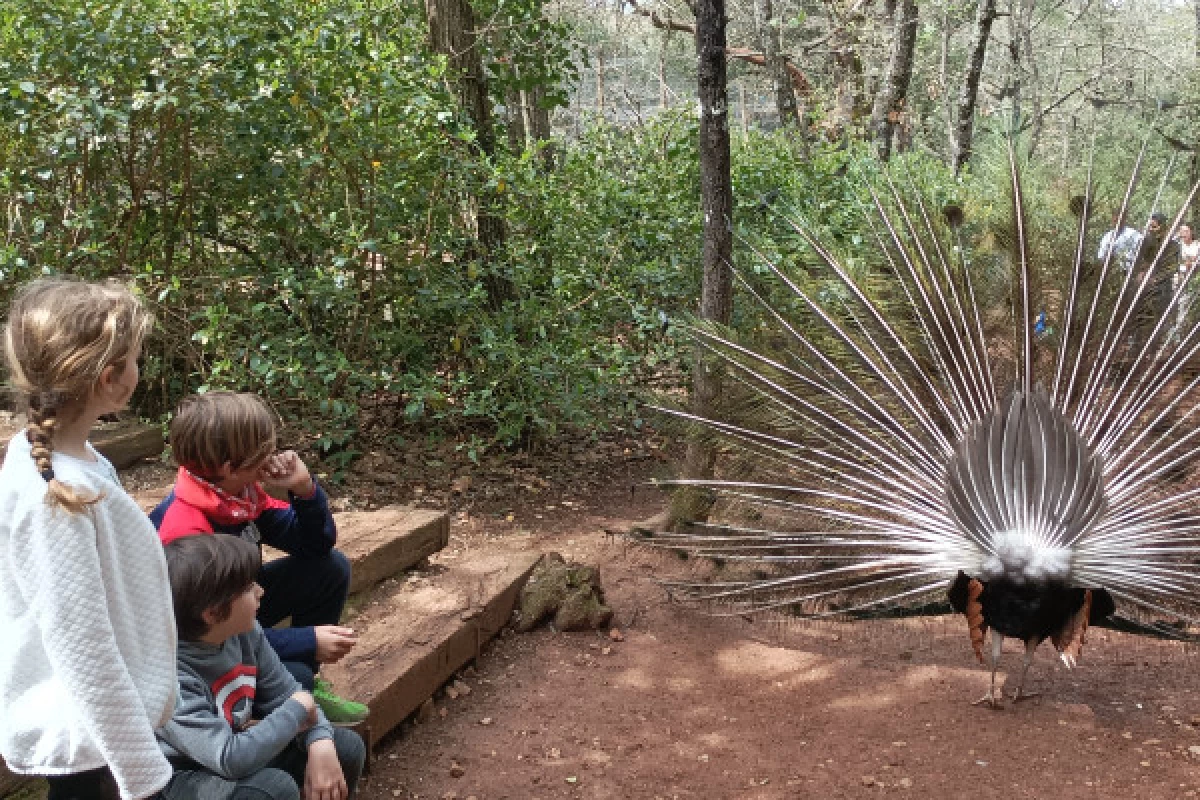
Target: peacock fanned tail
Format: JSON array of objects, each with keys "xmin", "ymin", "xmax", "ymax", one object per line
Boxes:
[{"xmin": 644, "ymin": 138, "xmax": 1200, "ymax": 638}]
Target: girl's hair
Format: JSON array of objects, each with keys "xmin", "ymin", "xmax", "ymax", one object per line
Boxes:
[
  {"xmin": 3, "ymin": 278, "xmax": 153, "ymax": 513},
  {"xmin": 163, "ymin": 534, "xmax": 261, "ymax": 641},
  {"xmin": 169, "ymin": 392, "xmax": 278, "ymax": 478}
]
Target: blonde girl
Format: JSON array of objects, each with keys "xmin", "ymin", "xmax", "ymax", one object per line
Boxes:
[{"xmin": 0, "ymin": 280, "xmax": 177, "ymax": 800}]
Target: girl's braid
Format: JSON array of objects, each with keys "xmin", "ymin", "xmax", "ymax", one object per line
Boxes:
[{"xmin": 26, "ymin": 389, "xmax": 64, "ymax": 483}]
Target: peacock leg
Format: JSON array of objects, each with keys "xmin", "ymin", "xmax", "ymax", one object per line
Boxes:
[
  {"xmin": 1011, "ymin": 639, "xmax": 1040, "ymax": 703},
  {"xmin": 972, "ymin": 632, "xmax": 1005, "ymax": 708}
]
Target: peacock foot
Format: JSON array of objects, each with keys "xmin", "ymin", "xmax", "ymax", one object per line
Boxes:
[
  {"xmin": 972, "ymin": 692, "xmax": 1004, "ymax": 709},
  {"xmin": 1010, "ymin": 687, "xmax": 1040, "ymax": 704}
]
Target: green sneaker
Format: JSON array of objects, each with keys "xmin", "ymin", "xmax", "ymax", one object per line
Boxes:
[{"xmin": 312, "ymin": 677, "xmax": 369, "ymax": 726}]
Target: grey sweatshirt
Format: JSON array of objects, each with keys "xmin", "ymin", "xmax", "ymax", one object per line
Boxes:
[{"xmin": 156, "ymin": 622, "xmax": 333, "ymax": 780}]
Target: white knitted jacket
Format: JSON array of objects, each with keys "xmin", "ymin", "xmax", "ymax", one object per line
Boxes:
[{"xmin": 0, "ymin": 433, "xmax": 177, "ymax": 800}]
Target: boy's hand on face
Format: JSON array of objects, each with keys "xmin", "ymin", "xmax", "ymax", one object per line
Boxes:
[
  {"xmin": 313, "ymin": 625, "xmax": 357, "ymax": 664},
  {"xmin": 291, "ymin": 690, "xmax": 318, "ymax": 731},
  {"xmin": 304, "ymin": 738, "xmax": 348, "ymax": 800},
  {"xmin": 259, "ymin": 450, "xmax": 315, "ymax": 496}
]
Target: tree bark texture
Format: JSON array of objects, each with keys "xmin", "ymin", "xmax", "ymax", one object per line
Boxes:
[
  {"xmin": 596, "ymin": 47, "xmax": 606, "ymax": 113},
  {"xmin": 869, "ymin": 0, "xmax": 918, "ymax": 160},
  {"xmin": 754, "ymin": 0, "xmax": 799, "ymax": 129},
  {"xmin": 830, "ymin": 24, "xmax": 867, "ymax": 134},
  {"xmin": 520, "ymin": 86, "xmax": 552, "ymax": 144},
  {"xmin": 673, "ymin": 0, "xmax": 735, "ymax": 527},
  {"xmin": 950, "ymin": 0, "xmax": 997, "ymax": 173},
  {"xmin": 425, "ymin": 0, "xmax": 513, "ymax": 307}
]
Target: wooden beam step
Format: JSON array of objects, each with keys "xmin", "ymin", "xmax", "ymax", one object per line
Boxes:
[
  {"xmin": 264, "ymin": 506, "xmax": 449, "ymax": 596},
  {"xmin": 321, "ymin": 551, "xmax": 541, "ymax": 744}
]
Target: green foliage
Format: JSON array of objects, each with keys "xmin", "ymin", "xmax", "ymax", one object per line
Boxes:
[{"xmin": 0, "ymin": 0, "xmax": 682, "ymax": 462}]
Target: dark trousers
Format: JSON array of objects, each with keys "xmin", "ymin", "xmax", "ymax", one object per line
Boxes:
[
  {"xmin": 256, "ymin": 549, "xmax": 351, "ymax": 689},
  {"xmin": 46, "ymin": 767, "xmax": 122, "ymax": 800},
  {"xmin": 161, "ymin": 727, "xmax": 365, "ymax": 800}
]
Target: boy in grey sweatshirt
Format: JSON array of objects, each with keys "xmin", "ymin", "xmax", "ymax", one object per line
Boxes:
[{"xmin": 157, "ymin": 534, "xmax": 365, "ymax": 800}]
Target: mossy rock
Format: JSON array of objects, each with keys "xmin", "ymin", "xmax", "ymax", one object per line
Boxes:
[{"xmin": 513, "ymin": 552, "xmax": 612, "ymax": 633}]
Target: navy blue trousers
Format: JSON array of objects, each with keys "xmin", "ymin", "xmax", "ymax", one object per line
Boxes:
[
  {"xmin": 256, "ymin": 549, "xmax": 351, "ymax": 689},
  {"xmin": 46, "ymin": 767, "xmax": 121, "ymax": 800}
]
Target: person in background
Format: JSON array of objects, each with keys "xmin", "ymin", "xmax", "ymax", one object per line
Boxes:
[
  {"xmin": 0, "ymin": 280, "xmax": 176, "ymax": 800},
  {"xmin": 1174, "ymin": 222, "xmax": 1199, "ymax": 337},
  {"xmin": 1097, "ymin": 209, "xmax": 1142, "ymax": 272}
]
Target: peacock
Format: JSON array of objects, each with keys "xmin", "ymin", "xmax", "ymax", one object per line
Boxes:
[{"xmin": 645, "ymin": 141, "xmax": 1200, "ymax": 708}]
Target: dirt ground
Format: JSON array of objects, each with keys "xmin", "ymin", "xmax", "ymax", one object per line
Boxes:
[
  {"xmin": 334, "ymin": 460, "xmax": 1200, "ymax": 800},
  {"xmin": 63, "ymin": 429, "xmax": 1200, "ymax": 799}
]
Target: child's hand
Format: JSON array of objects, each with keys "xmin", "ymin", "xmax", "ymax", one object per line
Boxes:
[
  {"xmin": 291, "ymin": 690, "xmax": 318, "ymax": 731},
  {"xmin": 259, "ymin": 450, "xmax": 314, "ymax": 496},
  {"xmin": 313, "ymin": 625, "xmax": 357, "ymax": 664},
  {"xmin": 303, "ymin": 738, "xmax": 348, "ymax": 800}
]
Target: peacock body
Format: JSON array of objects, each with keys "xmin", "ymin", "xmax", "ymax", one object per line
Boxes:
[{"xmin": 649, "ymin": 144, "xmax": 1200, "ymax": 706}]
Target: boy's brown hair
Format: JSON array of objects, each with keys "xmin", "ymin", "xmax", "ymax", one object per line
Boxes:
[
  {"xmin": 170, "ymin": 391, "xmax": 277, "ymax": 478},
  {"xmin": 164, "ymin": 534, "xmax": 261, "ymax": 640}
]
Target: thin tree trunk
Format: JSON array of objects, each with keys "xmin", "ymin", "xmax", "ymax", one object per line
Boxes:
[
  {"xmin": 1019, "ymin": 0, "xmax": 1041, "ymax": 152},
  {"xmin": 740, "ymin": 82, "xmax": 750, "ymax": 133},
  {"xmin": 506, "ymin": 86, "xmax": 526, "ymax": 151},
  {"xmin": 830, "ymin": 22, "xmax": 867, "ymax": 134},
  {"xmin": 660, "ymin": 29, "xmax": 672, "ymax": 109},
  {"xmin": 426, "ymin": 0, "xmax": 512, "ymax": 307},
  {"xmin": 950, "ymin": 0, "xmax": 997, "ymax": 172},
  {"xmin": 755, "ymin": 0, "xmax": 799, "ymax": 128},
  {"xmin": 869, "ymin": 0, "xmax": 918, "ymax": 160},
  {"xmin": 1006, "ymin": 1, "xmax": 1021, "ymax": 131},
  {"xmin": 521, "ymin": 86, "xmax": 551, "ymax": 143},
  {"xmin": 672, "ymin": 0, "xmax": 735, "ymax": 528},
  {"xmin": 596, "ymin": 47, "xmax": 606, "ymax": 114}
]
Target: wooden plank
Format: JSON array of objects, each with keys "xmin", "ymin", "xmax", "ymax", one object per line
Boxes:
[
  {"xmin": 322, "ymin": 552, "xmax": 541, "ymax": 742},
  {"xmin": 0, "ymin": 420, "xmax": 162, "ymax": 470},
  {"xmin": 264, "ymin": 507, "xmax": 449, "ymax": 596},
  {"xmin": 90, "ymin": 422, "xmax": 164, "ymax": 469}
]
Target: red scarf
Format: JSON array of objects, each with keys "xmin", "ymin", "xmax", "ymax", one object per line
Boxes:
[{"xmin": 175, "ymin": 468, "xmax": 273, "ymax": 526}]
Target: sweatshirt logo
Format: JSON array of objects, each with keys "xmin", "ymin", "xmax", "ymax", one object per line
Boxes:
[{"xmin": 211, "ymin": 665, "xmax": 258, "ymax": 730}]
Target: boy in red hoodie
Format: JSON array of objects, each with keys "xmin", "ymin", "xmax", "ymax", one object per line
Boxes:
[{"xmin": 151, "ymin": 391, "xmax": 367, "ymax": 725}]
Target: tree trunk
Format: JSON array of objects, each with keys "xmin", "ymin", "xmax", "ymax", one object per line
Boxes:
[
  {"xmin": 596, "ymin": 47, "xmax": 606, "ymax": 114},
  {"xmin": 950, "ymin": 0, "xmax": 997, "ymax": 173},
  {"xmin": 506, "ymin": 87, "xmax": 526, "ymax": 151},
  {"xmin": 754, "ymin": 0, "xmax": 799, "ymax": 129},
  {"xmin": 425, "ymin": 0, "xmax": 512, "ymax": 307},
  {"xmin": 659, "ymin": 29, "xmax": 672, "ymax": 110},
  {"xmin": 521, "ymin": 86, "xmax": 551, "ymax": 143},
  {"xmin": 671, "ymin": 0, "xmax": 735, "ymax": 528},
  {"xmin": 869, "ymin": 0, "xmax": 918, "ymax": 160},
  {"xmin": 1018, "ymin": 0, "xmax": 1040, "ymax": 151},
  {"xmin": 830, "ymin": 24, "xmax": 867, "ymax": 135}
]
